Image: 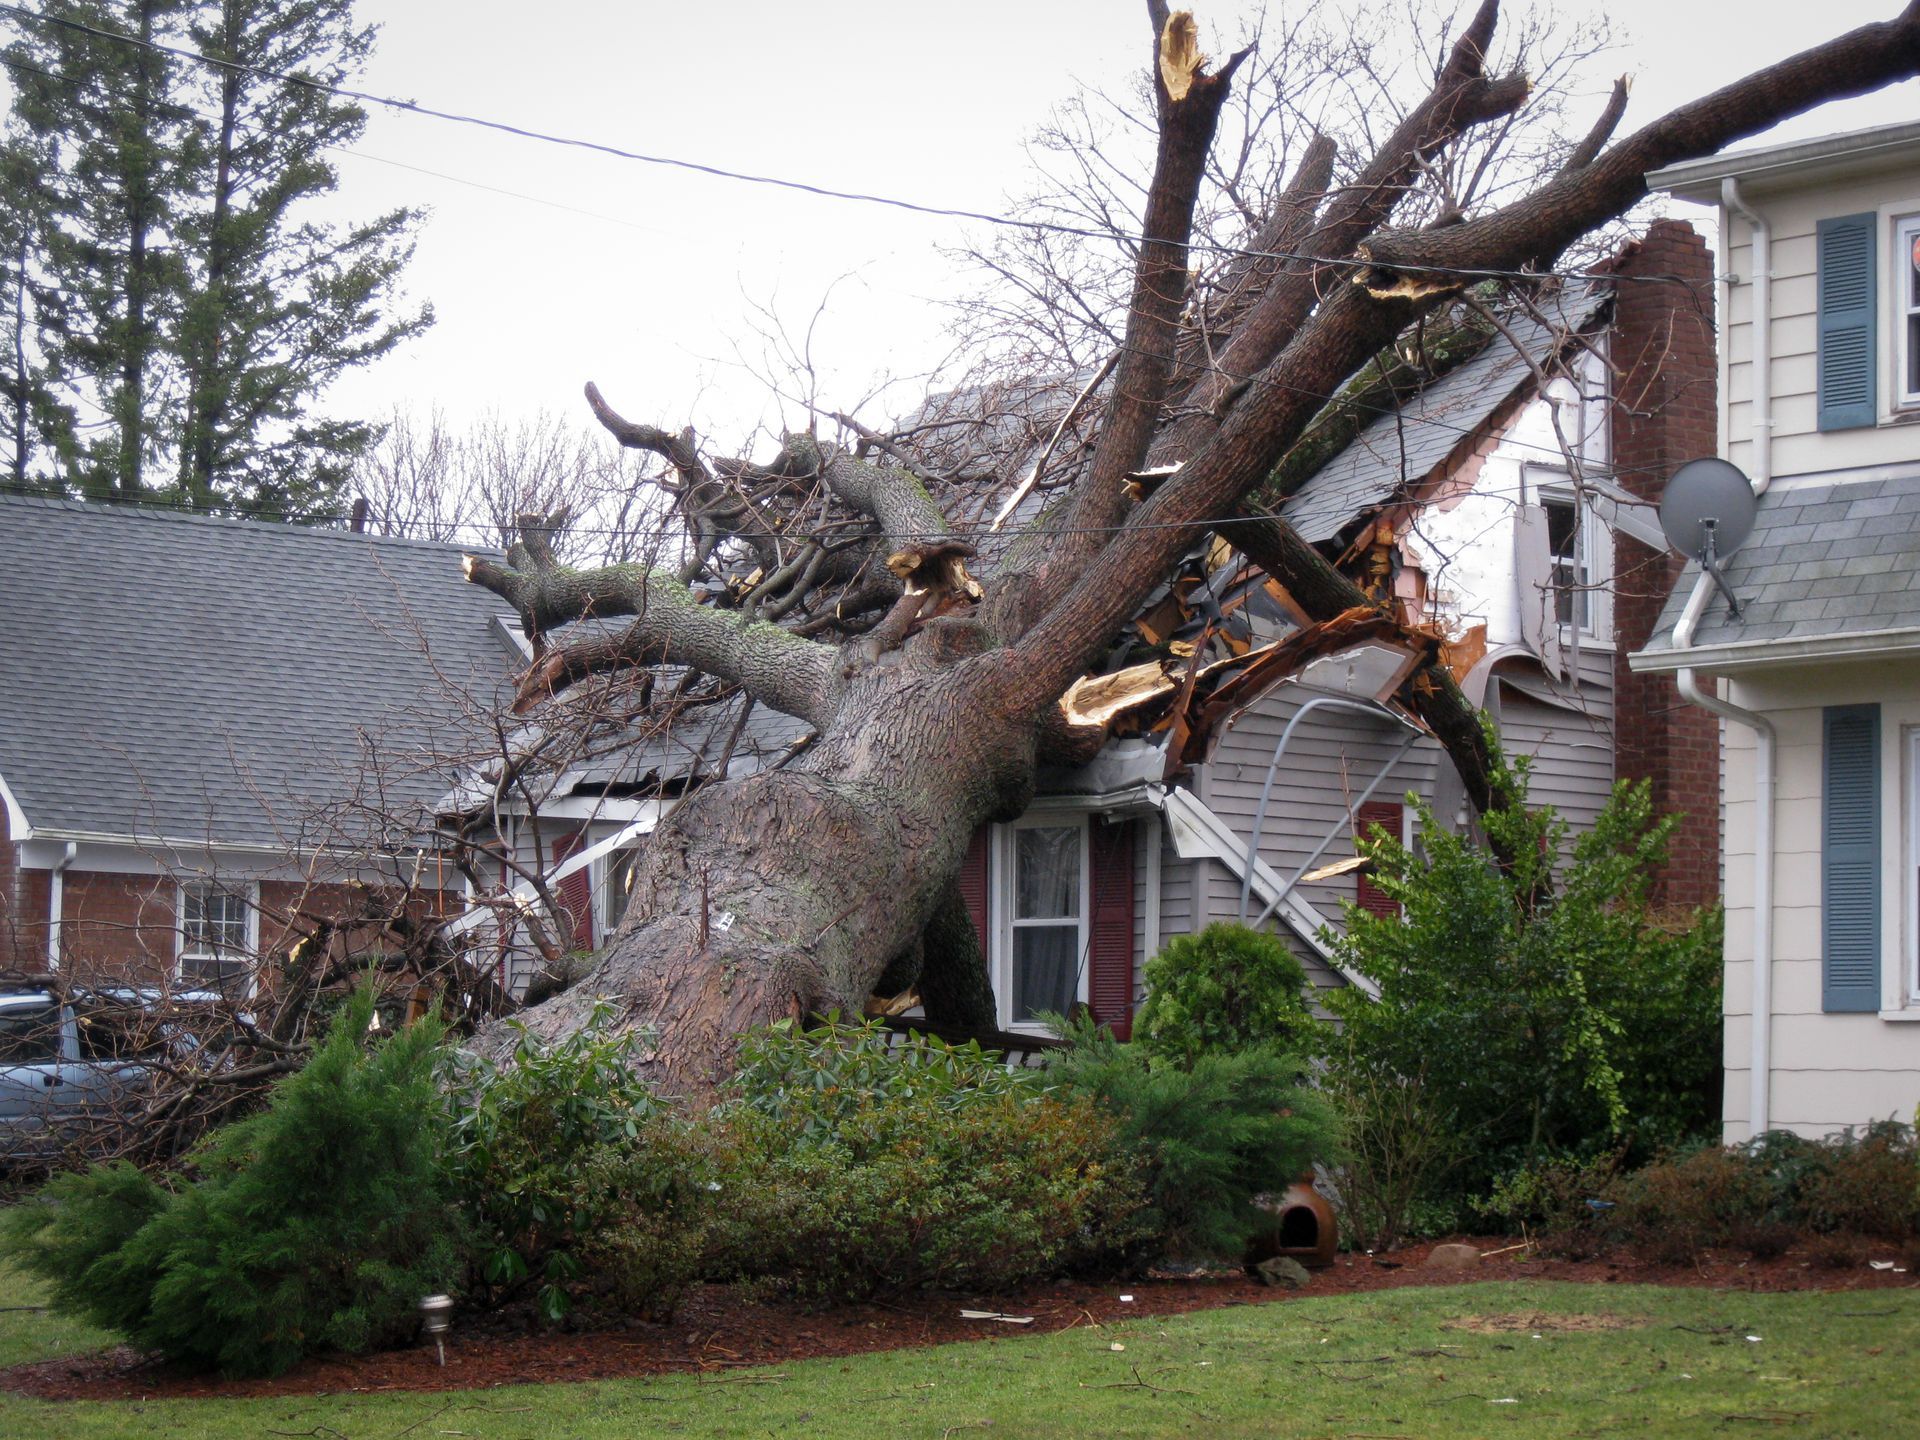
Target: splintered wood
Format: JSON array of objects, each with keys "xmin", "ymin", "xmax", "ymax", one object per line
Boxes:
[{"xmin": 1158, "ymin": 11, "xmax": 1205, "ymax": 101}]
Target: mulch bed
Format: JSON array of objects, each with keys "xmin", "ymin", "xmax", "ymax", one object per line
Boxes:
[{"xmin": 8, "ymin": 1238, "xmax": 1916, "ymax": 1402}]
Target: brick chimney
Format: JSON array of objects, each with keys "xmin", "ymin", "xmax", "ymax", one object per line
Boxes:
[{"xmin": 1608, "ymin": 219, "xmax": 1719, "ymax": 911}]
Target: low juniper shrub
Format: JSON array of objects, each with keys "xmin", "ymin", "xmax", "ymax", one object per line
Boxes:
[{"xmin": 0, "ymin": 992, "xmax": 462, "ymax": 1378}]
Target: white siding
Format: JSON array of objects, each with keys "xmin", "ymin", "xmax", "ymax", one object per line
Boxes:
[
  {"xmin": 1719, "ymin": 661, "xmax": 1920, "ymax": 1141},
  {"xmin": 1722, "ymin": 166, "xmax": 1920, "ymax": 480}
]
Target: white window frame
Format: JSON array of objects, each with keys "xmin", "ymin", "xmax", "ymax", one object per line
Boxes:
[
  {"xmin": 593, "ymin": 846, "xmax": 643, "ymax": 944},
  {"xmin": 176, "ymin": 879, "xmax": 259, "ymax": 998},
  {"xmin": 992, "ymin": 812, "xmax": 1091, "ymax": 1033},
  {"xmin": 1894, "ymin": 211, "xmax": 1920, "ymax": 414},
  {"xmin": 1528, "ymin": 466, "xmax": 1613, "ymax": 646}
]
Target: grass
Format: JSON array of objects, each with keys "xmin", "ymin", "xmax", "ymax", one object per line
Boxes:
[{"xmin": 0, "ymin": 1264, "xmax": 1915, "ymax": 1439}]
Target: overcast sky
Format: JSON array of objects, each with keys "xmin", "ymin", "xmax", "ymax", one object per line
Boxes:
[{"xmin": 38, "ymin": 2, "xmax": 1920, "ymax": 447}]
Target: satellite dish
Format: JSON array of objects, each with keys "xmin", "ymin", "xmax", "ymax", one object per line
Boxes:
[{"xmin": 1659, "ymin": 457, "xmax": 1757, "ymax": 618}]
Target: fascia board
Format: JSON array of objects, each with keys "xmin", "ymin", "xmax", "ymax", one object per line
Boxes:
[{"xmin": 1631, "ymin": 625, "xmax": 1920, "ymax": 675}]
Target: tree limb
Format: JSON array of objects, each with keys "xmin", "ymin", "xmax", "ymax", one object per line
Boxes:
[{"xmin": 463, "ymin": 545, "xmax": 842, "ymax": 727}]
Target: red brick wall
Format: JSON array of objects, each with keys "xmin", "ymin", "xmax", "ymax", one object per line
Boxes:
[
  {"xmin": 55, "ymin": 870, "xmax": 181, "ymax": 985},
  {"xmin": 1609, "ymin": 219, "xmax": 1721, "ymax": 910}
]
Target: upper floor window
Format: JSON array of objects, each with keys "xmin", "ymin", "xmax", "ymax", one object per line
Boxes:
[
  {"xmin": 179, "ymin": 882, "xmax": 253, "ymax": 995},
  {"xmin": 1544, "ymin": 497, "xmax": 1590, "ymax": 631},
  {"xmin": 1815, "ymin": 209, "xmax": 1920, "ymax": 428},
  {"xmin": 1898, "ymin": 215, "xmax": 1920, "ymax": 411}
]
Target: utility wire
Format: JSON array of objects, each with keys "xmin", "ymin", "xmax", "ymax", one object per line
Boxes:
[{"xmin": 0, "ymin": 2, "xmax": 1708, "ymax": 293}]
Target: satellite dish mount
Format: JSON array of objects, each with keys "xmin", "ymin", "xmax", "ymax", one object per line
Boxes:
[{"xmin": 1659, "ymin": 458, "xmax": 1758, "ymax": 620}]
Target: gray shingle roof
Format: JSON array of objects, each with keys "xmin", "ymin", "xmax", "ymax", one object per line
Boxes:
[
  {"xmin": 1643, "ymin": 473, "xmax": 1920, "ymax": 655},
  {"xmin": 0, "ymin": 494, "xmax": 517, "ymax": 850},
  {"xmin": 1280, "ymin": 294, "xmax": 1607, "ymax": 544}
]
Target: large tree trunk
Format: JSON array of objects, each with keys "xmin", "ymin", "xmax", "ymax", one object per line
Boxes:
[{"xmin": 467, "ymin": 3, "xmax": 1920, "ymax": 1092}]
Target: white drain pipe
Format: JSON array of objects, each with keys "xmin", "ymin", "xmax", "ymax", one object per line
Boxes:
[{"xmin": 1675, "ymin": 181, "xmax": 1773, "ymax": 1137}]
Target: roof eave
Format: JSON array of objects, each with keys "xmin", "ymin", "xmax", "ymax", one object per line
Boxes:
[
  {"xmin": 1631, "ymin": 623, "xmax": 1920, "ymax": 675},
  {"xmin": 1646, "ymin": 121, "xmax": 1920, "ymax": 203}
]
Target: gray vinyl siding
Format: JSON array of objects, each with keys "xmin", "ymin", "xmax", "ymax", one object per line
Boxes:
[
  {"xmin": 1493, "ymin": 645, "xmax": 1616, "ymax": 837},
  {"xmin": 1184, "ymin": 650, "xmax": 1618, "ymax": 993},
  {"xmin": 1193, "ymin": 684, "xmax": 1443, "ymax": 992},
  {"xmin": 1137, "ymin": 817, "xmax": 1196, "ymax": 1005}
]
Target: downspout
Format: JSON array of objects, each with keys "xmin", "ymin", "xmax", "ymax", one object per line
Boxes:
[
  {"xmin": 1673, "ymin": 180, "xmax": 1773, "ymax": 1137},
  {"xmin": 47, "ymin": 841, "xmax": 77, "ymax": 973}
]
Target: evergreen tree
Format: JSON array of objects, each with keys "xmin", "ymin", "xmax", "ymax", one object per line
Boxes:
[
  {"xmin": 174, "ymin": 0, "xmax": 428, "ymax": 517},
  {"xmin": 3, "ymin": 0, "xmax": 197, "ymax": 501},
  {"xmin": 1, "ymin": 0, "xmax": 427, "ymax": 516}
]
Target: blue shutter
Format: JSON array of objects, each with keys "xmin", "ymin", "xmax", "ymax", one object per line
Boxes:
[
  {"xmin": 1816, "ymin": 213, "xmax": 1878, "ymax": 431},
  {"xmin": 1822, "ymin": 704, "xmax": 1881, "ymax": 1012}
]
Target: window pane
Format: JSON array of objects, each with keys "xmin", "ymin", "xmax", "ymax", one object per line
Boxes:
[
  {"xmin": 1012, "ymin": 926, "xmax": 1079, "ymax": 1022},
  {"xmin": 184, "ymin": 885, "xmax": 246, "ymax": 953},
  {"xmin": 0, "ymin": 1006, "xmax": 61, "ymax": 1064},
  {"xmin": 601, "ymin": 849, "xmax": 641, "ymax": 934},
  {"xmin": 1015, "ymin": 827, "xmax": 1080, "ymax": 919}
]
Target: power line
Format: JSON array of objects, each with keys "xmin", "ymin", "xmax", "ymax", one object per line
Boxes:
[{"xmin": 0, "ymin": 2, "xmax": 1709, "ymax": 294}]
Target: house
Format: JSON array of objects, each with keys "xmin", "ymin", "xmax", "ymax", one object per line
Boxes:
[
  {"xmin": 918, "ymin": 220, "xmax": 1722, "ymax": 1038},
  {"xmin": 0, "ymin": 496, "xmax": 517, "ymax": 992},
  {"xmin": 1634, "ymin": 121, "xmax": 1920, "ymax": 1141}
]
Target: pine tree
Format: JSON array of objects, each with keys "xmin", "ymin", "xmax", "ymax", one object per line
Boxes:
[
  {"xmin": 3, "ymin": 0, "xmax": 197, "ymax": 501},
  {"xmin": 1, "ymin": 0, "xmax": 427, "ymax": 516},
  {"xmin": 173, "ymin": 0, "xmax": 428, "ymax": 517}
]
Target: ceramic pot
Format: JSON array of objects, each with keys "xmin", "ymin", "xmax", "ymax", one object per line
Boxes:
[{"xmin": 1245, "ymin": 1173, "xmax": 1339, "ymax": 1270}]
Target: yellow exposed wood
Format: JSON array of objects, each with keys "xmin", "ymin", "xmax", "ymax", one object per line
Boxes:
[
  {"xmin": 1159, "ymin": 11, "xmax": 1205, "ymax": 101},
  {"xmin": 1061, "ymin": 660, "xmax": 1178, "ymax": 728},
  {"xmin": 1301, "ymin": 853, "xmax": 1371, "ymax": 884}
]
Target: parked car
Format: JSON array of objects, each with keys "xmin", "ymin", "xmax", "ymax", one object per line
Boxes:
[{"xmin": 0, "ymin": 983, "xmax": 190, "ymax": 1170}]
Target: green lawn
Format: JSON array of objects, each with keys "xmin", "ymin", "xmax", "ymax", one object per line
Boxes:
[{"xmin": 1, "ymin": 1263, "xmax": 1915, "ymax": 1439}]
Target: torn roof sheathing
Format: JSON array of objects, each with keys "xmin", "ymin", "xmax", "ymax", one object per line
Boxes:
[{"xmin": 1279, "ymin": 290, "xmax": 1609, "ymax": 545}]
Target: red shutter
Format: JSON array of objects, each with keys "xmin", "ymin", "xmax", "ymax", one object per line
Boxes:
[
  {"xmin": 1087, "ymin": 818, "xmax": 1135, "ymax": 1039},
  {"xmin": 550, "ymin": 828, "xmax": 595, "ymax": 950},
  {"xmin": 1354, "ymin": 802, "xmax": 1402, "ymax": 919},
  {"xmin": 958, "ymin": 826, "xmax": 990, "ymax": 949}
]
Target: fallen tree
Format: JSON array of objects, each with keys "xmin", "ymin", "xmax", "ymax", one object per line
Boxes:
[{"xmin": 466, "ymin": 1, "xmax": 1920, "ymax": 1091}]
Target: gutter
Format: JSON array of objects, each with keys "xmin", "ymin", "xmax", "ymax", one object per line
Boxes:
[{"xmin": 1632, "ymin": 624, "xmax": 1920, "ymax": 675}]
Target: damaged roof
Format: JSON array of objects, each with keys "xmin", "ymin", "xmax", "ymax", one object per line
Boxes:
[{"xmin": 1280, "ymin": 290, "xmax": 1610, "ymax": 544}]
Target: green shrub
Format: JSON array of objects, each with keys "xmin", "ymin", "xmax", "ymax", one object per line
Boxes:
[
  {"xmin": 0, "ymin": 992, "xmax": 461, "ymax": 1377},
  {"xmin": 1473, "ymin": 1153, "xmax": 1626, "ymax": 1258},
  {"xmin": 1044, "ymin": 1018, "xmax": 1338, "ymax": 1262},
  {"xmin": 1610, "ymin": 1145, "xmax": 1773, "ymax": 1263},
  {"xmin": 713, "ymin": 1015, "xmax": 1147, "ymax": 1298},
  {"xmin": 446, "ymin": 1004, "xmax": 673, "ymax": 1320},
  {"xmin": 1320, "ymin": 1057, "xmax": 1462, "ymax": 1252},
  {"xmin": 1134, "ymin": 923, "xmax": 1319, "ymax": 1068},
  {"xmin": 1325, "ymin": 765, "xmax": 1722, "ymax": 1204}
]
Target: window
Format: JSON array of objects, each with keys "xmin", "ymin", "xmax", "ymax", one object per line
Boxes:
[
  {"xmin": 996, "ymin": 818, "xmax": 1089, "ymax": 1029},
  {"xmin": 1525, "ymin": 467, "xmax": 1610, "ymax": 642},
  {"xmin": 1898, "ymin": 214, "xmax": 1920, "ymax": 411},
  {"xmin": 179, "ymin": 882, "xmax": 254, "ymax": 995},
  {"xmin": 1543, "ymin": 497, "xmax": 1589, "ymax": 632},
  {"xmin": 597, "ymin": 847, "xmax": 642, "ymax": 940}
]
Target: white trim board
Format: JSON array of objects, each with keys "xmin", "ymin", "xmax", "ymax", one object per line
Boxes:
[{"xmin": 0, "ymin": 769, "xmax": 31, "ymax": 841}]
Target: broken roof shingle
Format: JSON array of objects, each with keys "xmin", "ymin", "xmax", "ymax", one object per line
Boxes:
[{"xmin": 1280, "ymin": 294, "xmax": 1608, "ymax": 544}]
